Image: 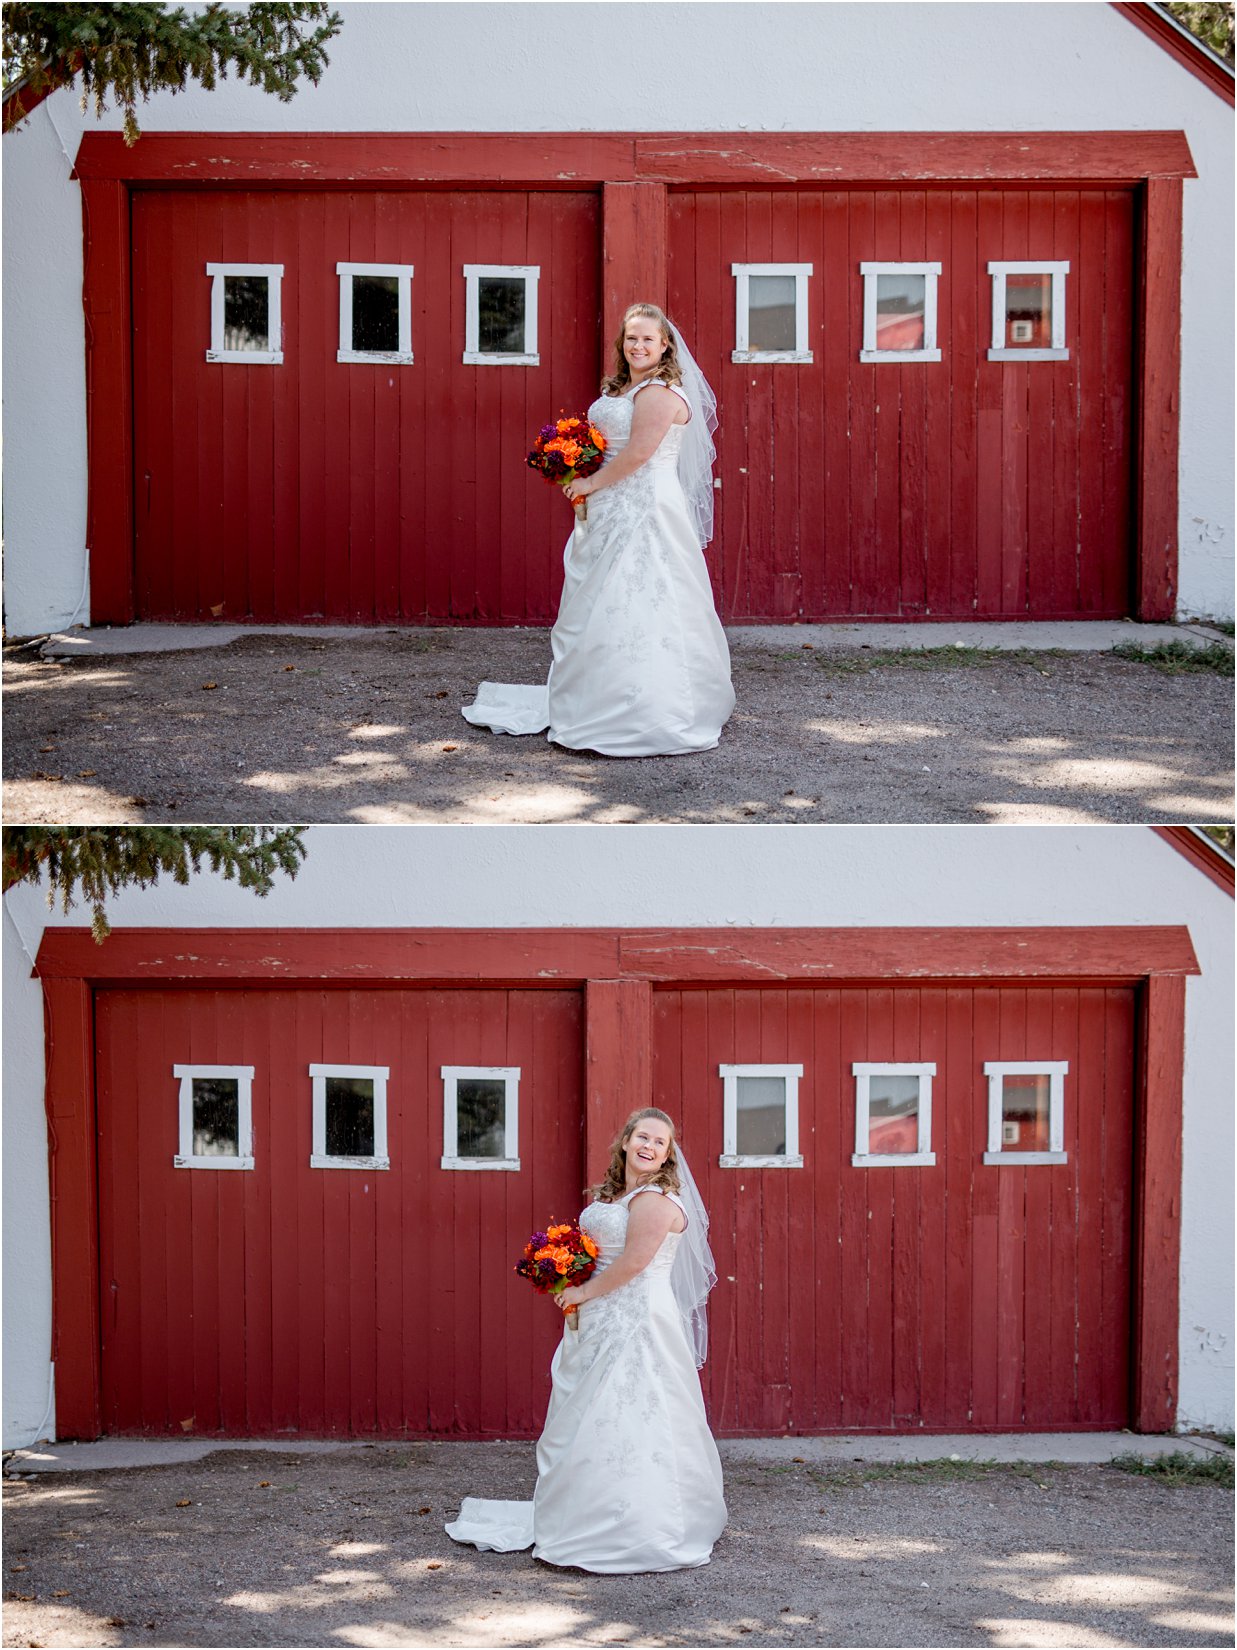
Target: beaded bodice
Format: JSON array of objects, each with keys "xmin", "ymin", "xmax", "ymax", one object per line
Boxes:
[
  {"xmin": 588, "ymin": 384, "xmax": 689, "ymax": 474},
  {"xmin": 580, "ymin": 1189, "xmax": 686, "ymax": 1280}
]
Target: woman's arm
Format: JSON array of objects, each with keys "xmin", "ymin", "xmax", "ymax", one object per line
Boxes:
[
  {"xmin": 565, "ymin": 385, "xmax": 687, "ymax": 502},
  {"xmin": 558, "ymin": 1191, "xmax": 684, "ymax": 1309}
]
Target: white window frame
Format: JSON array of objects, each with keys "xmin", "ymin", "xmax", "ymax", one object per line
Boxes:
[
  {"xmin": 731, "ymin": 263, "xmax": 813, "ymax": 364},
  {"xmin": 462, "ymin": 265, "xmax": 540, "ymax": 365},
  {"xmin": 982, "ymin": 1061, "xmax": 1069, "ymax": 1165},
  {"xmin": 173, "ymin": 1064, "xmax": 255, "ymax": 1170},
  {"xmin": 205, "ymin": 263, "xmax": 283, "ymax": 364},
  {"xmin": 718, "ymin": 1063, "xmax": 804, "ymax": 1168},
  {"xmin": 851, "ymin": 1063, "xmax": 937, "ymax": 1167},
  {"xmin": 336, "ymin": 262, "xmax": 414, "ymax": 365},
  {"xmin": 987, "ymin": 261, "xmax": 1069, "ymax": 362},
  {"xmin": 441, "ymin": 1066, "xmax": 520, "ymax": 1170},
  {"xmin": 859, "ymin": 262, "xmax": 943, "ymax": 363},
  {"xmin": 309, "ymin": 1064, "xmax": 390, "ymax": 1171}
]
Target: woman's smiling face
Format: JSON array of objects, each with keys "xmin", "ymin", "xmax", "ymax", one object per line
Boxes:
[
  {"xmin": 624, "ymin": 1114, "xmax": 672, "ymax": 1182},
  {"xmin": 623, "ymin": 315, "xmax": 668, "ymax": 379}
]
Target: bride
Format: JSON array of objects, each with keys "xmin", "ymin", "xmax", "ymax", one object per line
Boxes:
[
  {"xmin": 445, "ymin": 1107, "xmax": 727, "ymax": 1572},
  {"xmin": 461, "ymin": 305, "xmax": 735, "ymax": 756}
]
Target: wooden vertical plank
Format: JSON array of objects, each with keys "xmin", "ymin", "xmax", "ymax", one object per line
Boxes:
[
  {"xmin": 398, "ymin": 989, "xmax": 431, "ymax": 1432},
  {"xmin": 948, "ymin": 190, "xmax": 979, "ymax": 617},
  {"xmin": 821, "ymin": 191, "xmax": 851, "ymax": 618},
  {"xmin": 214, "ymin": 992, "xmax": 249, "ymax": 1432},
  {"xmin": 1102, "ymin": 190, "xmax": 1136, "ymax": 617},
  {"xmin": 186, "ymin": 995, "xmax": 221, "ymax": 1432},
  {"xmin": 848, "ymin": 193, "xmax": 877, "ymax": 615},
  {"xmin": 699, "ymin": 989, "xmax": 740, "ymax": 1430},
  {"xmin": 995, "ymin": 987, "xmax": 1027, "ymax": 1424},
  {"xmin": 321, "ymin": 191, "xmax": 354, "ymax": 623},
  {"xmin": 1074, "ymin": 985, "xmax": 1107, "ymax": 1423},
  {"xmin": 718, "ymin": 191, "xmax": 750, "ymax": 617},
  {"xmin": 163, "ymin": 194, "xmax": 194, "ymax": 618},
  {"xmin": 810, "ymin": 989, "xmax": 842, "ymax": 1429},
  {"xmin": 1049, "ymin": 988, "xmax": 1081, "ymax": 1423},
  {"xmin": 1131, "ymin": 974, "xmax": 1184, "ymax": 1430},
  {"xmin": 159, "ymin": 992, "xmax": 197, "ymax": 1435},
  {"xmin": 343, "ymin": 192, "xmax": 378, "ymax": 620},
  {"xmin": 1021, "ymin": 988, "xmax": 1056, "ymax": 1426},
  {"xmin": 296, "ymin": 990, "xmax": 327, "ymax": 1432},
  {"xmin": 732, "ymin": 988, "xmax": 765, "ymax": 1428},
  {"xmin": 397, "ymin": 192, "xmax": 429, "ymax": 622},
  {"xmin": 81, "ymin": 178, "xmax": 136, "ymax": 623},
  {"xmin": 296, "ymin": 190, "xmax": 328, "ymax": 619},
  {"xmin": 600, "ymin": 182, "xmax": 667, "ymax": 362},
  {"xmin": 975, "ymin": 192, "xmax": 1005, "ymax": 618},
  {"xmin": 897, "ymin": 190, "xmax": 928, "ymax": 616},
  {"xmin": 917, "ymin": 988, "xmax": 948, "ymax": 1425},
  {"xmin": 1024, "ymin": 192, "xmax": 1057, "ymax": 614},
  {"xmin": 890, "ymin": 987, "xmax": 922, "ymax": 1424},
  {"xmin": 1051, "ymin": 191, "xmax": 1083, "ymax": 619},
  {"xmin": 267, "ymin": 989, "xmax": 300, "ymax": 1431},
  {"xmin": 422, "ymin": 195, "xmax": 454, "ymax": 623},
  {"xmin": 922, "ymin": 191, "xmax": 952, "ymax": 616},
  {"xmin": 1134, "ymin": 178, "xmax": 1182, "ymax": 621},
  {"xmin": 96, "ymin": 991, "xmax": 136, "ymax": 1430},
  {"xmin": 838, "ymin": 987, "xmax": 869, "ymax": 1428},
  {"xmin": 691, "ymin": 191, "xmax": 729, "ymax": 612},
  {"xmin": 769, "ymin": 189, "xmax": 802, "ymax": 618},
  {"xmin": 785, "ymin": 987, "xmax": 819, "ymax": 1430},
  {"xmin": 870, "ymin": 190, "xmax": 901, "ymax": 617},
  {"xmin": 863, "ymin": 986, "xmax": 894, "ymax": 1425},
  {"xmin": 743, "ymin": 191, "xmax": 776, "ymax": 619},
  {"xmin": 999, "ymin": 191, "xmax": 1029, "ymax": 614},
  {"xmin": 1101, "ymin": 987, "xmax": 1137, "ymax": 1424},
  {"xmin": 759, "ymin": 990, "xmax": 791, "ymax": 1430},
  {"xmin": 584, "ymin": 978, "xmax": 651, "ymax": 1171},
  {"xmin": 343, "ymin": 990, "xmax": 379, "ymax": 1434},
  {"xmin": 969, "ymin": 987, "xmax": 1001, "ymax": 1426},
  {"xmin": 1077, "ymin": 191, "xmax": 1108, "ymax": 614},
  {"xmin": 942, "ymin": 988, "xmax": 974, "ymax": 1427}
]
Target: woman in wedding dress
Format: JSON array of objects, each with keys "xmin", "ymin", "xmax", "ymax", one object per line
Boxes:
[
  {"xmin": 461, "ymin": 305, "xmax": 735, "ymax": 756},
  {"xmin": 445, "ymin": 1108, "xmax": 727, "ymax": 1573}
]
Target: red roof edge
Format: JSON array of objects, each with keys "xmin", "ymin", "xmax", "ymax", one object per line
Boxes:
[
  {"xmin": 2, "ymin": 74, "xmax": 55, "ymax": 135},
  {"xmin": 1153, "ymin": 827, "xmax": 1236, "ymax": 897},
  {"xmin": 1112, "ymin": 2, "xmax": 1236, "ymax": 106}
]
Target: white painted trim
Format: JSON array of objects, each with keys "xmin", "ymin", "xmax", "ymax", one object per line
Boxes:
[
  {"xmin": 173, "ymin": 1064, "xmax": 255, "ymax": 1170},
  {"xmin": 336, "ymin": 262, "xmax": 414, "ymax": 365},
  {"xmin": 462, "ymin": 264, "xmax": 540, "ymax": 365},
  {"xmin": 309, "ymin": 1062, "xmax": 390, "ymax": 1170},
  {"xmin": 987, "ymin": 260, "xmax": 1069, "ymax": 362},
  {"xmin": 859, "ymin": 261, "xmax": 943, "ymax": 363},
  {"xmin": 718, "ymin": 1062, "xmax": 804, "ymax": 1167},
  {"xmin": 851, "ymin": 1062, "xmax": 937, "ymax": 1167},
  {"xmin": 731, "ymin": 263, "xmax": 813, "ymax": 363},
  {"xmin": 982, "ymin": 1059, "xmax": 1069, "ymax": 1163},
  {"xmin": 205, "ymin": 263, "xmax": 283, "ymax": 364},
  {"xmin": 441, "ymin": 1065, "xmax": 521, "ymax": 1169}
]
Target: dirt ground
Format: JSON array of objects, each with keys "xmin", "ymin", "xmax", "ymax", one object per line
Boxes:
[
  {"xmin": 2, "ymin": 1444, "xmax": 1232, "ymax": 1650},
  {"xmin": 3, "ymin": 631, "xmax": 1232, "ymax": 825}
]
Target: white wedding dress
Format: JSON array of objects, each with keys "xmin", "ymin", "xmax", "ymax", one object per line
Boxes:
[
  {"xmin": 445, "ymin": 1187, "xmax": 727, "ymax": 1572},
  {"xmin": 461, "ymin": 382, "xmax": 735, "ymax": 756}
]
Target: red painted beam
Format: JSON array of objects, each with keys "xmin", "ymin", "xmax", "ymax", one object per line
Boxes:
[
  {"xmin": 1135, "ymin": 176, "xmax": 1184, "ymax": 621},
  {"xmin": 72, "ymin": 130, "xmax": 1198, "ymax": 187},
  {"xmin": 1111, "ymin": 2, "xmax": 1235, "ymax": 106},
  {"xmin": 34, "ymin": 925, "xmax": 1202, "ymax": 986},
  {"xmin": 601, "ymin": 182, "xmax": 667, "ymax": 374},
  {"xmin": 1153, "ymin": 827, "xmax": 1236, "ymax": 897},
  {"xmin": 81, "ymin": 177, "xmax": 135, "ymax": 624},
  {"xmin": 1131, "ymin": 972, "xmax": 1186, "ymax": 1431},
  {"xmin": 584, "ymin": 979, "xmax": 653, "ymax": 1172}
]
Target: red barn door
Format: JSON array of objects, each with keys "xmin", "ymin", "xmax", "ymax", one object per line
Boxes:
[
  {"xmin": 95, "ymin": 986, "xmax": 584, "ymax": 1436},
  {"xmin": 654, "ymin": 982, "xmax": 1136, "ymax": 1432},
  {"xmin": 131, "ymin": 189, "xmax": 600, "ymax": 624},
  {"xmin": 669, "ymin": 187, "xmax": 1134, "ymax": 620}
]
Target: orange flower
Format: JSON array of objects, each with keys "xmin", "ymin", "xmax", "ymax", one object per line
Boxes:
[
  {"xmin": 546, "ymin": 1223, "xmax": 571, "ymax": 1241},
  {"xmin": 581, "ymin": 1235, "xmax": 599, "ymax": 1258},
  {"xmin": 559, "ymin": 441, "xmax": 582, "ymax": 464},
  {"xmin": 588, "ymin": 427, "xmax": 605, "ymax": 447},
  {"xmin": 557, "ymin": 417, "xmax": 581, "ymax": 435}
]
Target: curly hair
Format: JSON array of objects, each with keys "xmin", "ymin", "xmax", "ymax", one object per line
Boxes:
[
  {"xmin": 601, "ymin": 303, "xmax": 685, "ymax": 396},
  {"xmin": 588, "ymin": 1106, "xmax": 682, "ymax": 1203}
]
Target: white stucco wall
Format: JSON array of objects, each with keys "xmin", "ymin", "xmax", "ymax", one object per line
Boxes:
[
  {"xmin": 2, "ymin": 2, "xmax": 1232, "ymax": 632},
  {"xmin": 4, "ymin": 824, "xmax": 1232, "ymax": 1444}
]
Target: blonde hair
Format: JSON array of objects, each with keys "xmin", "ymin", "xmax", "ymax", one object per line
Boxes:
[
  {"xmin": 588, "ymin": 1107, "xmax": 682, "ymax": 1202},
  {"xmin": 602, "ymin": 304, "xmax": 685, "ymax": 396}
]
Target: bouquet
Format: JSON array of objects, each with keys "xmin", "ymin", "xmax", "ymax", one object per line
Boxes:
[
  {"xmin": 514, "ymin": 1220, "xmax": 599, "ymax": 1330},
  {"xmin": 526, "ymin": 415, "xmax": 607, "ymax": 521}
]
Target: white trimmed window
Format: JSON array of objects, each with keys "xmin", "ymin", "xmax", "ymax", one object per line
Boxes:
[
  {"xmin": 206, "ymin": 263, "xmax": 283, "ymax": 364},
  {"xmin": 860, "ymin": 263, "xmax": 942, "ymax": 363},
  {"xmin": 983, "ymin": 1061, "xmax": 1068, "ymax": 1165},
  {"xmin": 337, "ymin": 263, "xmax": 414, "ymax": 364},
  {"xmin": 987, "ymin": 262, "xmax": 1069, "ymax": 361},
  {"xmin": 851, "ymin": 1063, "xmax": 936, "ymax": 1167},
  {"xmin": 309, "ymin": 1064, "xmax": 390, "ymax": 1170},
  {"xmin": 719, "ymin": 1064, "xmax": 804, "ymax": 1167},
  {"xmin": 463, "ymin": 266, "xmax": 540, "ymax": 365},
  {"xmin": 441, "ymin": 1067, "xmax": 520, "ymax": 1169},
  {"xmin": 173, "ymin": 1065, "xmax": 255, "ymax": 1170},
  {"xmin": 732, "ymin": 264, "xmax": 813, "ymax": 363}
]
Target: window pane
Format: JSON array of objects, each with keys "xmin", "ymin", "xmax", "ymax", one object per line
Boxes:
[
  {"xmin": 478, "ymin": 278, "xmax": 526, "ymax": 353},
  {"xmin": 457, "ymin": 1078, "xmax": 507, "ymax": 1157},
  {"xmin": 735, "ymin": 1075, "xmax": 787, "ymax": 1155},
  {"xmin": 868, "ymin": 1074, "xmax": 920, "ymax": 1155},
  {"xmin": 352, "ymin": 275, "xmax": 400, "ymax": 353},
  {"xmin": 1005, "ymin": 275, "xmax": 1052, "ymax": 348},
  {"xmin": 223, "ymin": 276, "xmax": 270, "ymax": 351},
  {"xmin": 747, "ymin": 275, "xmax": 797, "ymax": 352},
  {"xmin": 1001, "ymin": 1074, "xmax": 1051, "ymax": 1151},
  {"xmin": 192, "ymin": 1077, "xmax": 239, "ymax": 1157},
  {"xmin": 876, "ymin": 273, "xmax": 926, "ymax": 351},
  {"xmin": 325, "ymin": 1076, "xmax": 375, "ymax": 1158}
]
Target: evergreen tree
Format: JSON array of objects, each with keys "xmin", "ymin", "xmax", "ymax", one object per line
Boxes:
[
  {"xmin": 1163, "ymin": 1, "xmax": 1235, "ymax": 63},
  {"xmin": 3, "ymin": 826, "xmax": 307, "ymax": 940},
  {"xmin": 2, "ymin": 3, "xmax": 343, "ymax": 143}
]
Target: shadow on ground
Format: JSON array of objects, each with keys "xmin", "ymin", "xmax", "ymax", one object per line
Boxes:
[
  {"xmin": 3, "ymin": 632, "xmax": 1233, "ymax": 824},
  {"xmin": 3, "ymin": 1445, "xmax": 1233, "ymax": 1648}
]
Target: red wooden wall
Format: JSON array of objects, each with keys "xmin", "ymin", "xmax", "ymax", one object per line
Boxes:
[
  {"xmin": 131, "ymin": 189, "xmax": 601, "ymax": 624},
  {"xmin": 95, "ymin": 987, "xmax": 584, "ymax": 1436},
  {"xmin": 654, "ymin": 982, "xmax": 1137, "ymax": 1432},
  {"xmin": 668, "ymin": 187, "xmax": 1135, "ymax": 620}
]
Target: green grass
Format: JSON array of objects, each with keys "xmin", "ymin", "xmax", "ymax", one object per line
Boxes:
[
  {"xmin": 1210, "ymin": 620, "xmax": 1235, "ymax": 638},
  {"xmin": 1108, "ymin": 1449, "xmax": 1234, "ymax": 1487},
  {"xmin": 810, "ymin": 645, "xmax": 1066, "ymax": 675},
  {"xmin": 1111, "ymin": 639, "xmax": 1235, "ymax": 676}
]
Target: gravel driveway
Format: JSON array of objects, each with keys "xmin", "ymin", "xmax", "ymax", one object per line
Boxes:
[
  {"xmin": 3, "ymin": 1443, "xmax": 1232, "ymax": 1649},
  {"xmin": 3, "ymin": 631, "xmax": 1232, "ymax": 825}
]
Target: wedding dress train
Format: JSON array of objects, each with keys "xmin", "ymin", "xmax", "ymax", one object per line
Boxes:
[
  {"xmin": 461, "ymin": 383, "xmax": 735, "ymax": 757},
  {"xmin": 445, "ymin": 1187, "xmax": 727, "ymax": 1572}
]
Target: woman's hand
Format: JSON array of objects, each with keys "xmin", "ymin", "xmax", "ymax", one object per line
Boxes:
[
  {"xmin": 557, "ymin": 1285, "xmax": 588, "ymax": 1312},
  {"xmin": 563, "ymin": 476, "xmax": 595, "ymax": 504}
]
